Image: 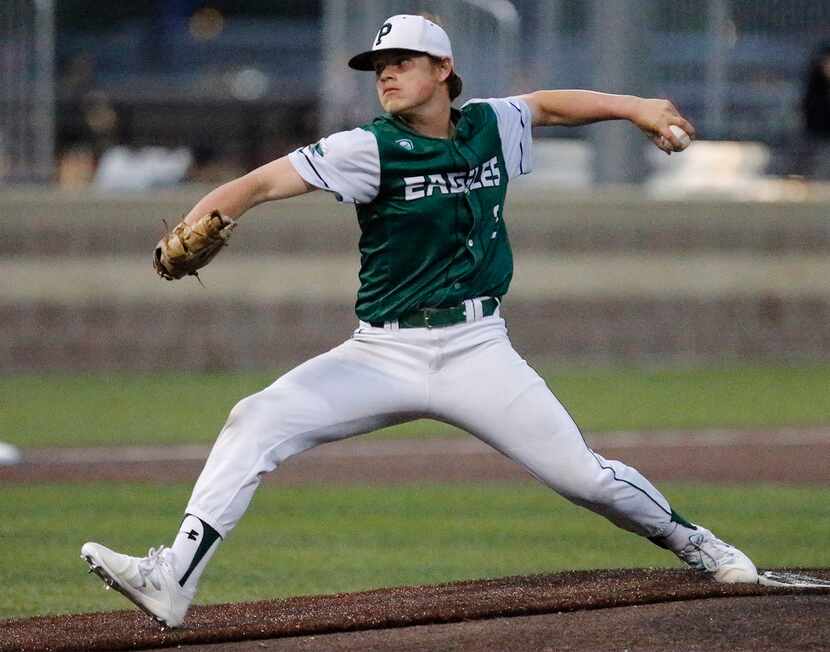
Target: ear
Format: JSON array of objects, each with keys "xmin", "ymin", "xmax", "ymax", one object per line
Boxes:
[{"xmin": 433, "ymin": 57, "xmax": 452, "ymax": 83}]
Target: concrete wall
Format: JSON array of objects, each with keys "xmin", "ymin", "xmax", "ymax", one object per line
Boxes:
[
  {"xmin": 2, "ymin": 188, "xmax": 828, "ymax": 371},
  {"xmin": 3, "ymin": 187, "xmax": 830, "ymax": 255}
]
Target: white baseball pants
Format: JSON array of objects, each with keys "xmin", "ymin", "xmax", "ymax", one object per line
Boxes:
[{"xmin": 186, "ymin": 306, "xmax": 676, "ymax": 540}]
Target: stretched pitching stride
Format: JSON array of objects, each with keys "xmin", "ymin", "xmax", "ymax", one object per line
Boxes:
[{"xmin": 82, "ymin": 14, "xmax": 758, "ymax": 628}]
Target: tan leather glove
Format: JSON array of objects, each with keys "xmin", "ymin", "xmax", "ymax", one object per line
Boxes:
[{"xmin": 153, "ymin": 210, "xmax": 237, "ymax": 281}]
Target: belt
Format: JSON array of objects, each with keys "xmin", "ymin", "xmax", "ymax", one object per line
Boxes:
[{"xmin": 370, "ymin": 297, "xmax": 499, "ymax": 329}]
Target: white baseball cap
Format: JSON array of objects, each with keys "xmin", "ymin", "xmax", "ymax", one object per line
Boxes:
[{"xmin": 348, "ymin": 14, "xmax": 453, "ymax": 71}]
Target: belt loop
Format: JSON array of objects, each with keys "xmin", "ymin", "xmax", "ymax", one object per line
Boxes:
[
  {"xmin": 463, "ymin": 299, "xmax": 475, "ymax": 322},
  {"xmin": 387, "ymin": 320, "xmax": 400, "ymax": 331}
]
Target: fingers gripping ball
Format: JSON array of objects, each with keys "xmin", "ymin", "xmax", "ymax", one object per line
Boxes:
[{"xmin": 153, "ymin": 210, "xmax": 237, "ymax": 281}]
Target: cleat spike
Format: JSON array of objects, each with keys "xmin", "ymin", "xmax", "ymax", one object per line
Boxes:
[{"xmin": 80, "ymin": 541, "xmax": 191, "ymax": 628}]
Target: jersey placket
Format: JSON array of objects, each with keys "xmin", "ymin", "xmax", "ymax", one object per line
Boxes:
[
  {"xmin": 432, "ymin": 139, "xmax": 476, "ymax": 302},
  {"xmin": 449, "ymin": 139, "xmax": 482, "ymax": 265}
]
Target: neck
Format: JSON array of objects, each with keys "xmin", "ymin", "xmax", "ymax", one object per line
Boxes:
[{"xmin": 396, "ymin": 98, "xmax": 453, "ymax": 139}]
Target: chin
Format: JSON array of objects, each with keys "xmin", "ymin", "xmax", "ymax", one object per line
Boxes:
[
  {"xmin": 381, "ymin": 96, "xmax": 413, "ymax": 114},
  {"xmin": 382, "ymin": 100, "xmax": 402, "ymax": 113}
]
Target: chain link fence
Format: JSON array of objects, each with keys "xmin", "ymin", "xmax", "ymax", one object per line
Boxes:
[
  {"xmin": 321, "ymin": 0, "xmax": 830, "ymax": 143},
  {"xmin": 0, "ymin": 0, "xmax": 54, "ymax": 183},
  {"xmin": 319, "ymin": 0, "xmax": 830, "ymax": 182},
  {"xmin": 2, "ymin": 1, "xmax": 829, "ymax": 184},
  {"xmin": 521, "ymin": 0, "xmax": 830, "ymax": 143}
]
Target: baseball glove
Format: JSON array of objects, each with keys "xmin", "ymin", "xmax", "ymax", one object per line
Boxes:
[{"xmin": 153, "ymin": 210, "xmax": 237, "ymax": 281}]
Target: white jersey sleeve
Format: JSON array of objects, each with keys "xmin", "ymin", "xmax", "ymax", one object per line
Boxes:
[
  {"xmin": 463, "ymin": 97, "xmax": 533, "ymax": 179},
  {"xmin": 288, "ymin": 128, "xmax": 380, "ymax": 204}
]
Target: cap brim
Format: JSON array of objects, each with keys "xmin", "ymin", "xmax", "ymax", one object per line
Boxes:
[
  {"xmin": 348, "ymin": 48, "xmax": 436, "ymax": 71},
  {"xmin": 348, "ymin": 50, "xmax": 376, "ymax": 71}
]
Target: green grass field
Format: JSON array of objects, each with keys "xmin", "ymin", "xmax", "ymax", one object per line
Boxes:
[
  {"xmin": 3, "ymin": 482, "xmax": 829, "ymax": 619},
  {"xmin": 4, "ymin": 363, "xmax": 830, "ymax": 447},
  {"xmin": 3, "ymin": 363, "xmax": 829, "ymax": 621}
]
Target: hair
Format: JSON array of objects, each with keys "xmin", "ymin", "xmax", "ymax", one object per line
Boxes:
[
  {"xmin": 428, "ymin": 55, "xmax": 464, "ymax": 101},
  {"xmin": 446, "ymin": 70, "xmax": 464, "ymax": 102},
  {"xmin": 419, "ymin": 13, "xmax": 463, "ymax": 102}
]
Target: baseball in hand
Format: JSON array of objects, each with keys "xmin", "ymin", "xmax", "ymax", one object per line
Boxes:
[{"xmin": 669, "ymin": 125, "xmax": 692, "ymax": 151}]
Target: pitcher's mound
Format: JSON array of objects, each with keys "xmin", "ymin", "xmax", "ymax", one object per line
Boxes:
[{"xmin": 4, "ymin": 568, "xmax": 829, "ymax": 652}]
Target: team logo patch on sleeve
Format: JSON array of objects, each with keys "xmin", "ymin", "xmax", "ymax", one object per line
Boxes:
[
  {"xmin": 310, "ymin": 139, "xmax": 327, "ymax": 157},
  {"xmin": 396, "ymin": 138, "xmax": 415, "ymax": 151}
]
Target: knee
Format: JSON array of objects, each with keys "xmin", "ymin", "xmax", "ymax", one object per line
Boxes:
[
  {"xmin": 218, "ymin": 383, "xmax": 319, "ymax": 454},
  {"xmin": 563, "ymin": 454, "xmax": 639, "ymax": 506},
  {"xmin": 224, "ymin": 393, "xmax": 267, "ymax": 432},
  {"xmin": 545, "ymin": 454, "xmax": 612, "ymax": 506},
  {"xmin": 567, "ymin": 479, "xmax": 609, "ymax": 506},
  {"xmin": 548, "ymin": 471, "xmax": 602, "ymax": 506},
  {"xmin": 218, "ymin": 389, "xmax": 293, "ymax": 446}
]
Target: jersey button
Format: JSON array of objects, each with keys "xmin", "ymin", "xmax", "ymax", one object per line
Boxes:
[
  {"xmin": 453, "ymin": 282, "xmax": 461, "ymax": 289},
  {"xmin": 467, "ymin": 239, "xmax": 474, "ymax": 247}
]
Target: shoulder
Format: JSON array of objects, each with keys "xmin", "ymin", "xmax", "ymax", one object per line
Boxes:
[
  {"xmin": 316, "ymin": 127, "xmax": 377, "ymax": 156},
  {"xmin": 299, "ymin": 127, "xmax": 379, "ymax": 170},
  {"xmin": 459, "ymin": 98, "xmax": 498, "ymax": 123},
  {"xmin": 360, "ymin": 114, "xmax": 408, "ymax": 145},
  {"xmin": 289, "ymin": 127, "xmax": 380, "ymax": 203},
  {"xmin": 463, "ymin": 98, "xmax": 534, "ymax": 179},
  {"xmin": 463, "ymin": 97, "xmax": 531, "ymax": 124}
]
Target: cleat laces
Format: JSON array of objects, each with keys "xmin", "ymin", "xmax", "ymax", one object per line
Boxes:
[
  {"xmin": 137, "ymin": 546, "xmax": 173, "ymax": 591},
  {"xmin": 677, "ymin": 533, "xmax": 736, "ymax": 573}
]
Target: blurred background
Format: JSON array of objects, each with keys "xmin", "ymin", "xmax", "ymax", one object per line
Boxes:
[
  {"xmin": 2, "ymin": 1, "xmax": 830, "ymax": 622},
  {"xmin": 1, "ymin": 0, "xmax": 829, "ymax": 372},
  {"xmin": 4, "ymin": 0, "xmax": 830, "ymax": 186}
]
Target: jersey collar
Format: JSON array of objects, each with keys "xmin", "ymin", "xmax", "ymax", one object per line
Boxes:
[{"xmin": 380, "ymin": 107, "xmax": 470, "ymax": 141}]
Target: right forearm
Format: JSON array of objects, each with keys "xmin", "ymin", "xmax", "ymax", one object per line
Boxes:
[{"xmin": 183, "ymin": 155, "xmax": 314, "ymax": 225}]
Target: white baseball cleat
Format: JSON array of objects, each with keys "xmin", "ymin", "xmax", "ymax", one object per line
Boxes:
[
  {"xmin": 674, "ymin": 526, "xmax": 758, "ymax": 584},
  {"xmin": 81, "ymin": 542, "xmax": 194, "ymax": 628}
]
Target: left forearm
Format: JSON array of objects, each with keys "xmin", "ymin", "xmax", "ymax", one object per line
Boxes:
[{"xmin": 523, "ymin": 90, "xmax": 642, "ymax": 127}]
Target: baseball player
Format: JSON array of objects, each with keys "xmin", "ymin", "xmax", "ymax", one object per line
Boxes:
[{"xmin": 81, "ymin": 14, "xmax": 758, "ymax": 628}]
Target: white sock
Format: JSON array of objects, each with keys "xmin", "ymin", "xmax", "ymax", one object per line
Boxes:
[{"xmin": 170, "ymin": 514, "xmax": 222, "ymax": 592}]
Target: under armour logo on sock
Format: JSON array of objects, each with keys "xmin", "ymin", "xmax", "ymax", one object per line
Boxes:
[{"xmin": 183, "ymin": 529, "xmax": 199, "ymax": 541}]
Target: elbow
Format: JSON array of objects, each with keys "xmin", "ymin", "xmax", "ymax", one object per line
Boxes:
[{"xmin": 528, "ymin": 91, "xmax": 568, "ymax": 127}]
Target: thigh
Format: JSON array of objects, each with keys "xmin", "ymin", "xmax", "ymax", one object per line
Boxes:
[
  {"xmin": 187, "ymin": 334, "xmax": 430, "ymax": 535},
  {"xmin": 431, "ymin": 333, "xmax": 598, "ymax": 494},
  {"xmin": 221, "ymin": 333, "xmax": 430, "ymax": 456}
]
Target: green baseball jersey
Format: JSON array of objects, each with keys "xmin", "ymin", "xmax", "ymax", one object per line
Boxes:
[{"xmin": 289, "ymin": 97, "xmax": 533, "ymax": 323}]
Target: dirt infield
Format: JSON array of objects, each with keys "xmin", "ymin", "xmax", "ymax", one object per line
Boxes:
[
  {"xmin": 3, "ymin": 429, "xmax": 829, "ymax": 651},
  {"xmin": 4, "ymin": 569, "xmax": 829, "ymax": 652},
  {"xmin": 201, "ymin": 594, "xmax": 830, "ymax": 652},
  {"xmin": 5, "ymin": 428, "xmax": 830, "ymax": 486}
]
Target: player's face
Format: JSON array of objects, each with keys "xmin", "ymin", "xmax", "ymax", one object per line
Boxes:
[{"xmin": 373, "ymin": 51, "xmax": 448, "ymax": 114}]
